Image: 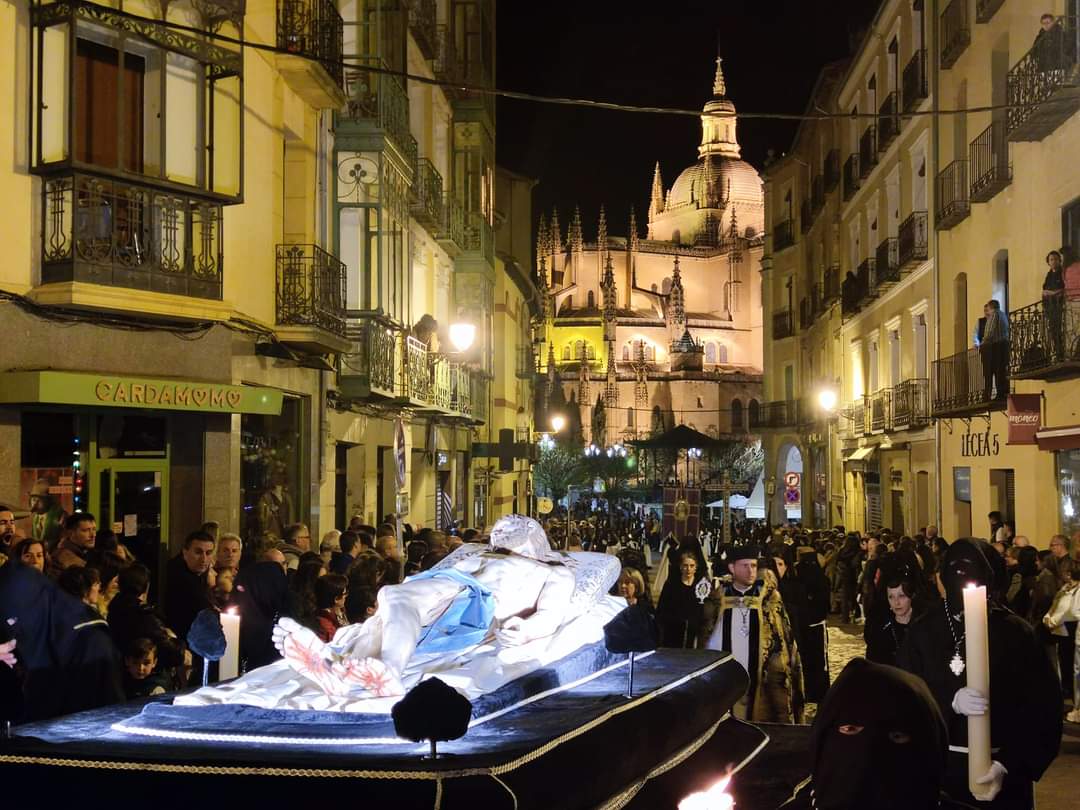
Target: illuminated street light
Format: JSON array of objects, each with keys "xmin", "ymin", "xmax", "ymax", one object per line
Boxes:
[
  {"xmin": 550, "ymin": 414, "xmax": 566, "ymax": 433},
  {"xmin": 817, "ymin": 388, "xmax": 838, "ymax": 412},
  {"xmin": 448, "ymin": 322, "xmax": 476, "ymax": 352}
]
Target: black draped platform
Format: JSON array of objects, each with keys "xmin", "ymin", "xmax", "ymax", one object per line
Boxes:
[{"xmin": 0, "ymin": 647, "xmax": 770, "ymax": 810}]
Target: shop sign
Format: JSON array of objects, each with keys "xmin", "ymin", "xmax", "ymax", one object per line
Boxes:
[
  {"xmin": 0, "ymin": 371, "xmax": 282, "ymax": 415},
  {"xmin": 960, "ymin": 425, "xmax": 1000, "ymax": 457},
  {"xmin": 1007, "ymin": 394, "xmax": 1042, "ymax": 445}
]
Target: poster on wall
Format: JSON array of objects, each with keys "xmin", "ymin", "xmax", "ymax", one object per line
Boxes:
[
  {"xmin": 18, "ymin": 467, "xmax": 74, "ymax": 546},
  {"xmin": 1007, "ymin": 394, "xmax": 1042, "ymax": 445}
]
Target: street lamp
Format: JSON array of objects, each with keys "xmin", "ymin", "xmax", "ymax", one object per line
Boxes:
[
  {"xmin": 448, "ymin": 322, "xmax": 476, "ymax": 353},
  {"xmin": 550, "ymin": 414, "xmax": 566, "ymax": 433},
  {"xmin": 817, "ymin": 388, "xmax": 838, "ymax": 413}
]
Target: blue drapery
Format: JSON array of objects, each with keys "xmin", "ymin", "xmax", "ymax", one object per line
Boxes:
[{"xmin": 411, "ymin": 568, "xmax": 496, "ymax": 654}]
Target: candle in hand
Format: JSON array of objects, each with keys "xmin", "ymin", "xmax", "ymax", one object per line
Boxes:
[
  {"xmin": 962, "ymin": 583, "xmax": 992, "ymax": 800},
  {"xmin": 220, "ymin": 608, "xmax": 241, "ymax": 681},
  {"xmin": 679, "ymin": 775, "xmax": 735, "ymax": 810}
]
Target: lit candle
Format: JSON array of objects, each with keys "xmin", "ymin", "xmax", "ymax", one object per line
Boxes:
[
  {"xmin": 219, "ymin": 608, "xmax": 241, "ymax": 681},
  {"xmin": 679, "ymin": 775, "xmax": 734, "ymax": 810},
  {"xmin": 962, "ymin": 583, "xmax": 992, "ymax": 800}
]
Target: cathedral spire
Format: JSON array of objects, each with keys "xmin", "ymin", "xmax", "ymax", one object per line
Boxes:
[
  {"xmin": 604, "ymin": 343, "xmax": 618, "ymax": 409},
  {"xmin": 628, "ymin": 207, "xmax": 640, "ymax": 252},
  {"xmin": 713, "ymin": 54, "xmax": 726, "ymax": 98},
  {"xmin": 569, "ymin": 206, "xmax": 584, "ymax": 252},
  {"xmin": 578, "ymin": 342, "xmax": 590, "ymax": 404},
  {"xmin": 536, "ymin": 214, "xmax": 549, "ymax": 274},
  {"xmin": 550, "ymin": 208, "xmax": 562, "ymax": 253},
  {"xmin": 602, "ymin": 254, "xmax": 617, "ymax": 342},
  {"xmin": 667, "ymin": 257, "xmax": 686, "ymax": 341},
  {"xmin": 648, "ymin": 162, "xmax": 665, "ymax": 222},
  {"xmin": 547, "ymin": 341, "xmax": 557, "ymax": 395},
  {"xmin": 597, "ymin": 205, "xmax": 608, "ymax": 251}
]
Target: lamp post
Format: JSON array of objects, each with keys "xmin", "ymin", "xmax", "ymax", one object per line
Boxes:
[{"xmin": 550, "ymin": 414, "xmax": 566, "ymax": 434}]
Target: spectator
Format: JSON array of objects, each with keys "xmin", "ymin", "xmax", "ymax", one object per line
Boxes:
[
  {"xmin": 1005, "ymin": 546, "xmax": 1031, "ymax": 618},
  {"xmin": 164, "ymin": 530, "xmax": 216, "ymax": 643},
  {"xmin": 199, "ymin": 521, "xmax": 220, "ymax": 543},
  {"xmin": 330, "ymin": 530, "xmax": 359, "ymax": 575},
  {"xmin": 835, "ymin": 533, "xmax": 861, "ymax": 623},
  {"xmin": 215, "ymin": 532, "xmax": 242, "ymax": 575},
  {"xmin": 1033, "ymin": 12, "xmax": 1067, "ymax": 74},
  {"xmin": 288, "ymin": 559, "xmax": 325, "ymax": 628},
  {"xmin": 314, "ymin": 573, "xmax": 348, "ymax": 642},
  {"xmin": 1043, "ymin": 249, "xmax": 1066, "ymax": 360},
  {"xmin": 865, "ymin": 578, "xmax": 919, "ymax": 667},
  {"xmin": 980, "ymin": 300, "xmax": 1008, "ymax": 402},
  {"xmin": 616, "ymin": 567, "xmax": 648, "ymax": 609},
  {"xmin": 232, "ymin": 560, "xmax": 289, "ymax": 670},
  {"xmin": 655, "ymin": 551, "xmax": 707, "ymax": 648},
  {"xmin": 48, "ymin": 511, "xmax": 98, "ymax": 578},
  {"xmin": 14, "ymin": 537, "xmax": 46, "ymax": 574},
  {"xmin": 319, "ymin": 529, "xmax": 341, "ymax": 565},
  {"xmin": 0, "ymin": 503, "xmax": 17, "ymax": 559},
  {"xmin": 57, "ymin": 565, "xmax": 102, "ymax": 611},
  {"xmin": 121, "ymin": 638, "xmax": 170, "ymax": 699},
  {"xmin": 108, "ymin": 563, "xmax": 185, "ymax": 678},
  {"xmin": 1044, "ymin": 564, "xmax": 1080, "ymax": 722},
  {"xmin": 93, "ymin": 528, "xmax": 136, "ymax": 566},
  {"xmin": 280, "ymin": 523, "xmax": 312, "ymax": 571},
  {"xmin": 795, "ymin": 546, "xmax": 831, "ymax": 702},
  {"xmin": 344, "ymin": 584, "xmax": 379, "ymax": 624}
]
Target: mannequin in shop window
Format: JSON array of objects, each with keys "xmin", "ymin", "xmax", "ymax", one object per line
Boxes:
[{"xmin": 258, "ymin": 471, "xmax": 294, "ymax": 541}]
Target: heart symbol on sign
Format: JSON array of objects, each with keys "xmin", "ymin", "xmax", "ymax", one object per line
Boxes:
[
  {"xmin": 192, "ymin": 388, "xmax": 209, "ymax": 406},
  {"xmin": 226, "ymin": 390, "xmax": 242, "ymax": 409}
]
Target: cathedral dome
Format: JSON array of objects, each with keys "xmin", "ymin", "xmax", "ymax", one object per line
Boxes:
[{"xmin": 667, "ymin": 156, "xmax": 762, "ymax": 212}]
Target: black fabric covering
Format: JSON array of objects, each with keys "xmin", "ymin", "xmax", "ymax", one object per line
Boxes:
[
  {"xmin": 186, "ymin": 609, "xmax": 226, "ymax": 662},
  {"xmin": 603, "ymin": 603, "xmax": 660, "ymax": 653},
  {"xmin": 230, "ymin": 561, "xmax": 289, "ymax": 670},
  {"xmin": 391, "ymin": 677, "xmax": 472, "ymax": 743},
  {"xmin": 162, "ymin": 555, "xmax": 211, "ymax": 642}
]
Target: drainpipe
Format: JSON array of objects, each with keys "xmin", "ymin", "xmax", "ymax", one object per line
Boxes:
[{"xmin": 931, "ymin": 0, "xmax": 943, "ymax": 530}]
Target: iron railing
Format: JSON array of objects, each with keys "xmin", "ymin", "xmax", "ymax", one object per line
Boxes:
[
  {"xmin": 275, "ymin": 243, "xmax": 347, "ymax": 337},
  {"xmin": 876, "ymin": 237, "xmax": 900, "ymax": 286},
  {"xmin": 891, "ymin": 378, "xmax": 930, "ymax": 429},
  {"xmin": 969, "ymin": 121, "xmax": 1011, "ymax": 202},
  {"xmin": 856, "ymin": 258, "xmax": 877, "ymax": 304},
  {"xmin": 823, "ymin": 264, "xmax": 841, "ymax": 305},
  {"xmin": 898, "ymin": 211, "xmax": 929, "ymax": 268},
  {"xmin": 936, "ymin": 159, "xmax": 970, "ymax": 230},
  {"xmin": 859, "ymin": 126, "xmax": 878, "ymax": 177},
  {"xmin": 940, "ymin": 0, "xmax": 971, "ymax": 70},
  {"xmin": 839, "ymin": 399, "xmax": 864, "ymax": 439},
  {"xmin": 429, "ymin": 356, "xmax": 453, "ymax": 412},
  {"xmin": 932, "ymin": 343, "xmax": 1009, "ymax": 416},
  {"xmin": 463, "ymin": 210, "xmax": 495, "ymax": 264},
  {"xmin": 405, "ymin": 0, "xmax": 437, "ymax": 60},
  {"xmin": 868, "ymin": 389, "xmax": 892, "ymax": 433},
  {"xmin": 471, "ymin": 375, "xmax": 489, "ymax": 424},
  {"xmin": 1009, "ymin": 296, "xmax": 1080, "ymax": 379},
  {"xmin": 773, "ymin": 219, "xmax": 796, "ymax": 251},
  {"xmin": 842, "ymin": 267, "xmax": 867, "ymax": 316},
  {"xmin": 437, "ymin": 193, "xmax": 466, "ymax": 251},
  {"xmin": 843, "ymin": 154, "xmax": 860, "ymax": 201},
  {"xmin": 42, "ymin": 173, "xmax": 223, "ymax": 300},
  {"xmin": 410, "ymin": 158, "xmax": 445, "ymax": 231},
  {"xmin": 1006, "ymin": 17, "xmax": 1080, "ymax": 140},
  {"xmin": 433, "ymin": 24, "xmax": 463, "ymax": 88},
  {"xmin": 277, "ymin": 0, "xmax": 344, "ymax": 89},
  {"xmin": 450, "ymin": 363, "xmax": 472, "ymax": 416},
  {"xmin": 403, "ymin": 335, "xmax": 432, "ymax": 403},
  {"xmin": 343, "ymin": 67, "xmax": 418, "ymax": 166},
  {"xmin": 976, "ymin": 0, "xmax": 1005, "ymax": 23},
  {"xmin": 878, "ymin": 92, "xmax": 900, "ymax": 150},
  {"xmin": 341, "ymin": 317, "xmax": 399, "ymax": 398},
  {"xmin": 773, "ymin": 309, "xmax": 795, "ymax": 340},
  {"xmin": 903, "ymin": 49, "xmax": 928, "ymax": 113},
  {"xmin": 760, "ymin": 400, "xmax": 804, "ymax": 429},
  {"xmin": 824, "ymin": 149, "xmax": 841, "ymax": 193}
]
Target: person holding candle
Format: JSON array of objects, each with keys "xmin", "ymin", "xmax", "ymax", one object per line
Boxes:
[{"xmin": 898, "ymin": 539, "xmax": 1061, "ymax": 809}]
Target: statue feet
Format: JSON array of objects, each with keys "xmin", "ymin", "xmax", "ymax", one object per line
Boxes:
[{"xmin": 273, "ymin": 617, "xmax": 403, "ymax": 698}]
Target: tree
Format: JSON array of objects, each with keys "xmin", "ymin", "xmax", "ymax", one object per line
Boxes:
[
  {"xmin": 533, "ymin": 441, "xmax": 586, "ymax": 504},
  {"xmin": 704, "ymin": 439, "xmax": 765, "ymax": 491},
  {"xmin": 584, "ymin": 451, "xmax": 636, "ymax": 510}
]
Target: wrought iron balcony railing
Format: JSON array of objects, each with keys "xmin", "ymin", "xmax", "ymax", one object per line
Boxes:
[
  {"xmin": 932, "ymin": 343, "xmax": 1009, "ymax": 417},
  {"xmin": 841, "ymin": 266, "xmax": 867, "ymax": 317},
  {"xmin": 856, "ymin": 257, "xmax": 877, "ymax": 305},
  {"xmin": 773, "ymin": 219, "xmax": 796, "ymax": 251},
  {"xmin": 409, "ymin": 158, "xmax": 445, "ymax": 232},
  {"xmin": 277, "ymin": 0, "xmax": 344, "ymax": 89},
  {"xmin": 450, "ymin": 363, "xmax": 472, "ymax": 416},
  {"xmin": 868, "ymin": 388, "xmax": 892, "ymax": 433},
  {"xmin": 843, "ymin": 154, "xmax": 860, "ymax": 201},
  {"xmin": 891, "ymin": 378, "xmax": 930, "ymax": 429},
  {"xmin": 1009, "ymin": 296, "xmax": 1080, "ymax": 380},
  {"xmin": 876, "ymin": 237, "xmax": 900, "ymax": 286},
  {"xmin": 773, "ymin": 309, "xmax": 795, "ymax": 340},
  {"xmin": 42, "ymin": 172, "xmax": 223, "ymax": 300},
  {"xmin": 903, "ymin": 49, "xmax": 929, "ymax": 113},
  {"xmin": 859, "ymin": 126, "xmax": 878, "ymax": 178},
  {"xmin": 1006, "ymin": 17, "xmax": 1080, "ymax": 141},
  {"xmin": 406, "ymin": 0, "xmax": 437, "ymax": 60},
  {"xmin": 824, "ymin": 149, "xmax": 841, "ymax": 193},
  {"xmin": 878, "ymin": 93, "xmax": 900, "ymax": 150},
  {"xmin": 343, "ymin": 67, "xmax": 418, "ymax": 166},
  {"xmin": 940, "ymin": 0, "xmax": 971, "ymax": 70},
  {"xmin": 823, "ymin": 264, "xmax": 841, "ymax": 306},
  {"xmin": 898, "ymin": 211, "xmax": 929, "ymax": 268},
  {"xmin": 471, "ymin": 375, "xmax": 489, "ymax": 424},
  {"xmin": 403, "ymin": 335, "xmax": 432, "ymax": 404},
  {"xmin": 340, "ymin": 317, "xmax": 399, "ymax": 398},
  {"xmin": 275, "ymin": 243, "xmax": 347, "ymax": 337},
  {"xmin": 463, "ymin": 211, "xmax": 495, "ymax": 265},
  {"xmin": 976, "ymin": 0, "xmax": 1005, "ymax": 23},
  {"xmin": 936, "ymin": 160, "xmax": 970, "ymax": 230},
  {"xmin": 970, "ymin": 121, "xmax": 1011, "ymax": 202},
  {"xmin": 760, "ymin": 399, "xmax": 804, "ymax": 429},
  {"xmin": 436, "ymin": 193, "xmax": 466, "ymax": 252}
]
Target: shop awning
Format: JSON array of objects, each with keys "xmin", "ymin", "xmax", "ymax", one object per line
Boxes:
[
  {"xmin": 1035, "ymin": 425, "xmax": 1080, "ymax": 451},
  {"xmin": 844, "ymin": 446, "xmax": 876, "ymax": 463},
  {"xmin": 0, "ymin": 371, "xmax": 283, "ymax": 415}
]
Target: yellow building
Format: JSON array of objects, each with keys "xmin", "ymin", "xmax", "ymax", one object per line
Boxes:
[{"xmin": 932, "ymin": 1, "xmax": 1080, "ymax": 542}]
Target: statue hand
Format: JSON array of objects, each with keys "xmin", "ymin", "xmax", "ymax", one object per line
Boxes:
[{"xmin": 495, "ymin": 617, "xmax": 530, "ymax": 647}]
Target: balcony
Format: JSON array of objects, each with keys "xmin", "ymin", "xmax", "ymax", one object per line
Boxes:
[
  {"xmin": 878, "ymin": 93, "xmax": 900, "ymax": 151},
  {"xmin": 339, "ymin": 317, "xmax": 399, "ymax": 400},
  {"xmin": 811, "ymin": 175, "xmax": 825, "ymax": 215},
  {"xmin": 409, "ymin": 158, "xmax": 445, "ymax": 234},
  {"xmin": 517, "ymin": 345, "xmax": 538, "ymax": 378},
  {"xmin": 760, "ymin": 400, "xmax": 804, "ymax": 430},
  {"xmin": 1009, "ymin": 297, "xmax": 1080, "ymax": 380},
  {"xmin": 868, "ymin": 389, "xmax": 891, "ymax": 433},
  {"xmin": 839, "ymin": 399, "xmax": 866, "ymax": 439},
  {"xmin": 932, "ymin": 344, "xmax": 1009, "ymax": 417},
  {"xmin": 843, "ymin": 154, "xmax": 860, "ymax": 201},
  {"xmin": 773, "ymin": 309, "xmax": 795, "ymax": 340},
  {"xmin": 976, "ymin": 0, "xmax": 1005, "ymax": 24},
  {"xmin": 800, "ymin": 199, "xmax": 812, "ymax": 235},
  {"xmin": 841, "ymin": 266, "xmax": 868, "ymax": 317},
  {"xmin": 342, "ymin": 68, "xmax": 418, "ymax": 168},
  {"xmin": 940, "ymin": 0, "xmax": 971, "ymax": 70},
  {"xmin": 276, "ymin": 0, "xmax": 346, "ymax": 109},
  {"xmin": 41, "ymin": 172, "xmax": 223, "ymax": 303},
  {"xmin": 891, "ymin": 378, "xmax": 930, "ymax": 430},
  {"xmin": 773, "ymin": 219, "xmax": 796, "ymax": 252},
  {"xmin": 1006, "ymin": 17, "xmax": 1080, "ymax": 141},
  {"xmin": 898, "ymin": 211, "xmax": 929, "ymax": 269},
  {"xmin": 463, "ymin": 211, "xmax": 495, "ymax": 265},
  {"xmin": 406, "ymin": 0, "xmax": 437, "ymax": 61},
  {"xmin": 969, "ymin": 121, "xmax": 1011, "ymax": 203},
  {"xmin": 799, "ymin": 297, "xmax": 813, "ymax": 330},
  {"xmin": 275, "ymin": 243, "xmax": 349, "ymax": 351},
  {"xmin": 856, "ymin": 258, "xmax": 877, "ymax": 305},
  {"xmin": 433, "ymin": 24, "xmax": 463, "ymax": 89},
  {"xmin": 875, "ymin": 237, "xmax": 900, "ymax": 287},
  {"xmin": 824, "ymin": 149, "xmax": 841, "ymax": 193},
  {"xmin": 823, "ymin": 264, "xmax": 841, "ymax": 306},
  {"xmin": 936, "ymin": 160, "xmax": 970, "ymax": 230},
  {"xmin": 859, "ymin": 126, "xmax": 878, "ymax": 178},
  {"xmin": 436, "ymin": 193, "xmax": 466, "ymax": 255},
  {"xmin": 401, "ymin": 335, "xmax": 433, "ymax": 405},
  {"xmin": 903, "ymin": 49, "xmax": 929, "ymax": 113}
]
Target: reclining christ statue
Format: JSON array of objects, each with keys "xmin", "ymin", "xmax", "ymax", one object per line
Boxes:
[{"xmin": 272, "ymin": 515, "xmax": 577, "ymax": 698}]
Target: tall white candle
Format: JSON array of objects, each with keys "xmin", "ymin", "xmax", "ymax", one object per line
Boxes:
[
  {"xmin": 962, "ymin": 583, "xmax": 992, "ymax": 800},
  {"xmin": 219, "ymin": 608, "xmax": 241, "ymax": 681}
]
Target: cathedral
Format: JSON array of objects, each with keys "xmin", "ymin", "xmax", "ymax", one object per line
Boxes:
[{"xmin": 537, "ymin": 53, "xmax": 764, "ymax": 447}]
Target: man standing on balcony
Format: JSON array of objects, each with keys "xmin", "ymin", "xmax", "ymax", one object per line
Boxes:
[
  {"xmin": 1043, "ymin": 250, "xmax": 1065, "ymax": 361},
  {"xmin": 981, "ymin": 300, "xmax": 1009, "ymax": 403},
  {"xmin": 1033, "ymin": 13, "xmax": 1067, "ymax": 77}
]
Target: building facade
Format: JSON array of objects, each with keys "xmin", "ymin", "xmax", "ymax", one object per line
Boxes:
[{"xmin": 536, "ymin": 55, "xmax": 763, "ymax": 467}]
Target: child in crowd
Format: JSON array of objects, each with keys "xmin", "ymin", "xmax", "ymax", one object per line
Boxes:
[{"xmin": 122, "ymin": 638, "xmax": 171, "ymax": 699}]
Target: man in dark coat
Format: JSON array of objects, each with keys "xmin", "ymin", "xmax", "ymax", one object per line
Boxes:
[
  {"xmin": 164, "ymin": 530, "xmax": 216, "ymax": 642},
  {"xmin": 795, "ymin": 546, "xmax": 831, "ymax": 702},
  {"xmin": 898, "ymin": 539, "xmax": 1061, "ymax": 809}
]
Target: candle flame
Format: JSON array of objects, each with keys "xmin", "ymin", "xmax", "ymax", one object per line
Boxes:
[
  {"xmin": 679, "ymin": 775, "xmax": 734, "ymax": 810},
  {"xmin": 226, "ymin": 607, "xmax": 238, "ymax": 616},
  {"xmin": 964, "ymin": 582, "xmax": 981, "ymax": 590}
]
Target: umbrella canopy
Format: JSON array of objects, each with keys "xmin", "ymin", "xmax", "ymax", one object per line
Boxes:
[
  {"xmin": 627, "ymin": 424, "xmax": 727, "ymax": 451},
  {"xmin": 706, "ymin": 494, "xmax": 750, "ymax": 509}
]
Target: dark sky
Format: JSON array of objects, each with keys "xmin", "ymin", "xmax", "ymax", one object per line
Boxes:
[{"xmin": 495, "ymin": 0, "xmax": 877, "ymax": 238}]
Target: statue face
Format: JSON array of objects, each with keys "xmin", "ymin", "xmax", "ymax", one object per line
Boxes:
[{"xmin": 489, "ymin": 514, "xmax": 557, "ymax": 561}]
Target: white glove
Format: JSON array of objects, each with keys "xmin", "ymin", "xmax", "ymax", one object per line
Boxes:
[
  {"xmin": 951, "ymin": 686, "xmax": 988, "ymax": 716},
  {"xmin": 974, "ymin": 760, "xmax": 1008, "ymax": 801}
]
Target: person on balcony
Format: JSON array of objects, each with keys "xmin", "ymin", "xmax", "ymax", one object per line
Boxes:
[
  {"xmin": 1033, "ymin": 13, "xmax": 1068, "ymax": 77},
  {"xmin": 980, "ymin": 299, "xmax": 1009, "ymax": 403},
  {"xmin": 1043, "ymin": 249, "xmax": 1066, "ymax": 360}
]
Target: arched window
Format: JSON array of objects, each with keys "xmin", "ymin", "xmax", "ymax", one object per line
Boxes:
[
  {"xmin": 562, "ymin": 345, "xmax": 571, "ymax": 361},
  {"xmin": 627, "ymin": 407, "xmax": 635, "ymax": 428},
  {"xmin": 718, "ymin": 343, "xmax": 729, "ymax": 363},
  {"xmin": 731, "ymin": 398, "xmax": 744, "ymax": 432},
  {"xmin": 587, "ymin": 290, "xmax": 596, "ymax": 309},
  {"xmin": 587, "ymin": 344, "xmax": 596, "ymax": 360},
  {"xmin": 622, "ymin": 344, "xmax": 630, "ymax": 361},
  {"xmin": 748, "ymin": 399, "xmax": 761, "ymax": 429},
  {"xmin": 575, "ymin": 339, "xmax": 585, "ymax": 360},
  {"xmin": 705, "ymin": 343, "xmax": 717, "ymax": 364}
]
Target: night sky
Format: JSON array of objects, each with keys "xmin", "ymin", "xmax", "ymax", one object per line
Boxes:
[{"xmin": 496, "ymin": 0, "xmax": 877, "ymax": 238}]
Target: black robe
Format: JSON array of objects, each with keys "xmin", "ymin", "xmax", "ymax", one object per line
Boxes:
[
  {"xmin": 865, "ymin": 615, "xmax": 910, "ymax": 667},
  {"xmin": 795, "ymin": 559, "xmax": 831, "ymax": 702},
  {"xmin": 898, "ymin": 603, "xmax": 1062, "ymax": 810},
  {"xmin": 655, "ymin": 577, "xmax": 705, "ymax": 649}
]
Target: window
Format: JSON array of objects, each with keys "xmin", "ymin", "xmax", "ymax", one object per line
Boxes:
[
  {"xmin": 587, "ymin": 290, "xmax": 595, "ymax": 309},
  {"xmin": 954, "ymin": 273, "xmax": 968, "ymax": 354},
  {"xmin": 622, "ymin": 345, "xmax": 630, "ymax": 361},
  {"xmin": 718, "ymin": 343, "xmax": 728, "ymax": 363},
  {"xmin": 1064, "ymin": 197, "xmax": 1080, "ymax": 251},
  {"xmin": 731, "ymin": 399, "xmax": 744, "ymax": 431},
  {"xmin": 992, "ymin": 250, "xmax": 1009, "ymax": 318},
  {"xmin": 627, "ymin": 407, "xmax": 635, "ymax": 428},
  {"xmin": 705, "ymin": 343, "xmax": 717, "ymax": 364},
  {"xmin": 914, "ymin": 313, "xmax": 928, "ymax": 379},
  {"xmin": 748, "ymin": 399, "xmax": 761, "ymax": 428},
  {"xmin": 562, "ymin": 345, "xmax": 571, "ymax": 361},
  {"xmin": 697, "ymin": 397, "xmax": 705, "ymax": 408},
  {"xmin": 889, "ymin": 329, "xmax": 901, "ymax": 386},
  {"xmin": 868, "ymin": 339, "xmax": 880, "ymax": 392}
]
